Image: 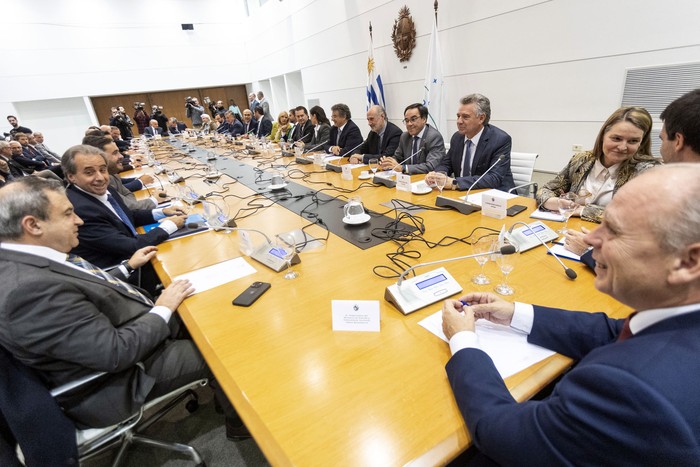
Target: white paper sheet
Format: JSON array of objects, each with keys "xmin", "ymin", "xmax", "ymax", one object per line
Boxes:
[
  {"xmin": 460, "ymin": 189, "xmax": 518, "ymax": 206},
  {"xmin": 529, "ymin": 209, "xmax": 565, "ymax": 222},
  {"xmin": 173, "ymin": 257, "xmax": 257, "ymax": 294},
  {"xmin": 418, "ymin": 310, "xmax": 556, "ymax": 378}
]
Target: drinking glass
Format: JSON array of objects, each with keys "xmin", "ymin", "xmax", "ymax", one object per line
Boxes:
[
  {"xmin": 494, "ymin": 244, "xmax": 518, "ymax": 295},
  {"xmin": 276, "ymin": 232, "xmax": 299, "ymax": 279},
  {"xmin": 472, "ymin": 236, "xmax": 494, "ymax": 285},
  {"xmin": 368, "ymin": 158, "xmax": 379, "ymax": 175},
  {"xmin": 434, "ymin": 172, "xmax": 447, "ymax": 195},
  {"xmin": 557, "ymin": 192, "xmax": 578, "ymax": 234}
]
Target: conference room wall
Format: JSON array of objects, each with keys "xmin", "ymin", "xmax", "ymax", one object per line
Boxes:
[{"xmin": 244, "ymin": 0, "xmax": 700, "ymax": 172}]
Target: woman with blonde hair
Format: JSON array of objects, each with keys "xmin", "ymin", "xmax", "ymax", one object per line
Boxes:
[{"xmin": 272, "ymin": 111, "xmax": 293, "ymax": 143}]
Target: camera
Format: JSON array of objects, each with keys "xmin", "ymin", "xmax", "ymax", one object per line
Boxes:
[
  {"xmin": 133, "ymin": 102, "xmax": 145, "ymax": 110},
  {"xmin": 185, "ymin": 96, "xmax": 196, "ymax": 108}
]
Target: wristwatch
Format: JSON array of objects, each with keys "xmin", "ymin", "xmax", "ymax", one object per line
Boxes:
[{"xmin": 120, "ymin": 260, "xmax": 135, "ymax": 275}]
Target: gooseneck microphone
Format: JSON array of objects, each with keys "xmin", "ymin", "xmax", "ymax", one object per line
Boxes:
[
  {"xmin": 508, "ymin": 221, "xmax": 577, "ymax": 280},
  {"xmin": 390, "ymin": 147, "xmax": 423, "ymax": 172},
  {"xmin": 436, "ymin": 155, "xmax": 505, "ymax": 215},
  {"xmin": 186, "ymin": 223, "xmax": 271, "ymax": 242},
  {"xmin": 325, "ymin": 139, "xmax": 367, "ymax": 173},
  {"xmin": 373, "ymin": 147, "xmax": 423, "ymax": 187},
  {"xmin": 396, "ymin": 244, "xmax": 517, "ymax": 286},
  {"xmin": 303, "ymin": 140, "xmax": 329, "ymax": 154}
]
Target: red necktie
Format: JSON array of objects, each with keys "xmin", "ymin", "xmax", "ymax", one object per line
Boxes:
[{"xmin": 616, "ymin": 312, "xmax": 638, "ymax": 342}]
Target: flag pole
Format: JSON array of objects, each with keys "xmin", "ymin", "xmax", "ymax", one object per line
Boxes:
[{"xmin": 434, "ymin": 0, "xmax": 439, "ymax": 25}]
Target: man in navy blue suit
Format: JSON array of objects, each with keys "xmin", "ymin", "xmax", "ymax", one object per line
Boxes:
[
  {"xmin": 324, "ymin": 103, "xmax": 363, "ymax": 157},
  {"xmin": 441, "ymin": 163, "xmax": 700, "ymax": 465},
  {"xmin": 427, "ymin": 93, "xmax": 514, "ymax": 191}
]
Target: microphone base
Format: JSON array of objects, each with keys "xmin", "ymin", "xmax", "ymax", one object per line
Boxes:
[
  {"xmin": 295, "ymin": 156, "xmax": 312, "ymax": 165},
  {"xmin": 325, "ymin": 163, "xmax": 342, "ymax": 173},
  {"xmin": 281, "ymin": 151, "xmax": 294, "ymax": 157},
  {"xmin": 250, "ymin": 245, "xmax": 301, "ymax": 272},
  {"xmin": 435, "ymin": 196, "xmax": 481, "ymax": 215},
  {"xmin": 385, "ymin": 267, "xmax": 462, "ymax": 315},
  {"xmin": 372, "ymin": 176, "xmax": 396, "ymax": 188}
]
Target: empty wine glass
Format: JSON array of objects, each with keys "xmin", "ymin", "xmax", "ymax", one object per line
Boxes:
[
  {"xmin": 494, "ymin": 243, "xmax": 518, "ymax": 295},
  {"xmin": 276, "ymin": 232, "xmax": 299, "ymax": 279},
  {"xmin": 472, "ymin": 236, "xmax": 494, "ymax": 285},
  {"xmin": 434, "ymin": 172, "xmax": 447, "ymax": 195},
  {"xmin": 368, "ymin": 158, "xmax": 379, "ymax": 175},
  {"xmin": 557, "ymin": 192, "xmax": 578, "ymax": 234}
]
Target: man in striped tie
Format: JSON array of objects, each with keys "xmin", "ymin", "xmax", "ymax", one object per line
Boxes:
[
  {"xmin": 439, "ymin": 164, "xmax": 700, "ymax": 465},
  {"xmin": 0, "ymin": 176, "xmax": 248, "ymax": 441}
]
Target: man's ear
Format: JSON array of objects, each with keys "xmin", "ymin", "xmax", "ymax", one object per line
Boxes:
[
  {"xmin": 668, "ymin": 242, "xmax": 700, "ymax": 285},
  {"xmin": 20, "ymin": 215, "xmax": 42, "ymax": 237}
]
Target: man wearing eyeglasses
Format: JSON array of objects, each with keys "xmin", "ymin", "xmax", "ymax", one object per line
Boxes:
[{"xmin": 379, "ymin": 103, "xmax": 446, "ymax": 174}]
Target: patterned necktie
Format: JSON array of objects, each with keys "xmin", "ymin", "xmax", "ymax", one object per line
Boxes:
[
  {"xmin": 337, "ymin": 128, "xmax": 342, "ymax": 145},
  {"xmin": 106, "ymin": 194, "xmax": 138, "ymax": 236},
  {"xmin": 66, "ymin": 254, "xmax": 153, "ymax": 305},
  {"xmin": 461, "ymin": 139, "xmax": 473, "ymax": 177},
  {"xmin": 616, "ymin": 312, "xmax": 638, "ymax": 342}
]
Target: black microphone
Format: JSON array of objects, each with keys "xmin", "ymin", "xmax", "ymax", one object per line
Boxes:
[
  {"xmin": 303, "ymin": 140, "xmax": 329, "ymax": 154},
  {"xmin": 294, "ymin": 126, "xmax": 312, "ymax": 144},
  {"xmin": 508, "ymin": 221, "xmax": 577, "ymax": 280},
  {"xmin": 396, "ymin": 244, "xmax": 516, "ymax": 286},
  {"xmin": 326, "ymin": 139, "xmax": 367, "ymax": 172},
  {"xmin": 373, "ymin": 147, "xmax": 423, "ymax": 187},
  {"xmin": 436, "ymin": 154, "xmax": 505, "ymax": 215},
  {"xmin": 186, "ymin": 223, "xmax": 271, "ymax": 242}
]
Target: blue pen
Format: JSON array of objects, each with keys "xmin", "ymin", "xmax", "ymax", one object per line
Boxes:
[{"xmin": 460, "ymin": 300, "xmax": 471, "ymax": 307}]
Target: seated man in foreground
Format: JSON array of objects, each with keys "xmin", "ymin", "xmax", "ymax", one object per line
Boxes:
[
  {"xmin": 442, "ymin": 164, "xmax": 700, "ymax": 465},
  {"xmin": 0, "ymin": 177, "xmax": 248, "ymax": 439}
]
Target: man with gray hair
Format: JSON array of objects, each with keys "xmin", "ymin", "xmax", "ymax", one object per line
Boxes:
[
  {"xmin": 325, "ymin": 103, "xmax": 363, "ymax": 157},
  {"xmin": 349, "ymin": 105, "xmax": 402, "ymax": 164},
  {"xmin": 427, "ymin": 93, "xmax": 514, "ymax": 191},
  {"xmin": 32, "ymin": 132, "xmax": 61, "ymax": 164},
  {"xmin": 442, "ymin": 164, "xmax": 700, "ymax": 465},
  {"xmin": 256, "ymin": 91, "xmax": 273, "ymax": 122}
]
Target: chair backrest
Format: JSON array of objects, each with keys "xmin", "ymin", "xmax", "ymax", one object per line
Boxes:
[{"xmin": 510, "ymin": 152, "xmax": 539, "ymax": 196}]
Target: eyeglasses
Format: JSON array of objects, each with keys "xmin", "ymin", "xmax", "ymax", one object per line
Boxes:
[{"xmin": 402, "ymin": 116, "xmax": 422, "ymax": 125}]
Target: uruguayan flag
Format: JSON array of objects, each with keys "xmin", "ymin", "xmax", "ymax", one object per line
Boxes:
[{"xmin": 366, "ymin": 33, "xmax": 386, "ymax": 111}]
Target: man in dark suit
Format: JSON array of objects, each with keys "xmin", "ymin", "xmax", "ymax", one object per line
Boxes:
[
  {"xmin": 291, "ymin": 106, "xmax": 314, "ymax": 144},
  {"xmin": 253, "ymin": 106, "xmax": 273, "ymax": 138},
  {"xmin": 0, "ymin": 141, "xmax": 27, "ymax": 178},
  {"xmin": 217, "ymin": 111, "xmax": 244, "ymax": 136},
  {"xmin": 0, "ymin": 177, "xmax": 248, "ymax": 440},
  {"xmin": 428, "ymin": 93, "xmax": 514, "ymax": 191},
  {"xmin": 143, "ymin": 119, "xmax": 163, "ymax": 138},
  {"xmin": 61, "ymin": 145, "xmax": 186, "ymax": 269},
  {"xmin": 441, "ymin": 164, "xmax": 700, "ymax": 465},
  {"xmin": 241, "ymin": 109, "xmax": 258, "ymax": 136},
  {"xmin": 380, "ymin": 103, "xmax": 446, "ymax": 174},
  {"xmin": 9, "ymin": 140, "xmax": 47, "ymax": 172},
  {"xmin": 324, "ymin": 103, "xmax": 363, "ymax": 157},
  {"xmin": 349, "ymin": 105, "xmax": 402, "ymax": 165}
]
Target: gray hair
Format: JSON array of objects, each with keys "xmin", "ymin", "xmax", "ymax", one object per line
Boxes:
[
  {"xmin": 460, "ymin": 93, "xmax": 491, "ymax": 125},
  {"xmin": 0, "ymin": 177, "xmax": 65, "ymax": 241},
  {"xmin": 648, "ymin": 164, "xmax": 700, "ymax": 253},
  {"xmin": 369, "ymin": 105, "xmax": 386, "ymax": 119},
  {"xmin": 0, "ymin": 141, "xmax": 9, "ymax": 151},
  {"xmin": 61, "ymin": 144, "xmax": 107, "ymax": 176}
]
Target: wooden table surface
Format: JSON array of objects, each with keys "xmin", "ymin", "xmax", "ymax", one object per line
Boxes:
[{"xmin": 135, "ymin": 138, "xmax": 631, "ymax": 466}]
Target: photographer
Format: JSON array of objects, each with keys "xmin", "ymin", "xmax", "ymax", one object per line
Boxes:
[
  {"xmin": 150, "ymin": 105, "xmax": 169, "ymax": 136},
  {"xmin": 185, "ymin": 97, "xmax": 204, "ymax": 130},
  {"xmin": 133, "ymin": 103, "xmax": 149, "ymax": 135},
  {"xmin": 109, "ymin": 107, "xmax": 133, "ymax": 140}
]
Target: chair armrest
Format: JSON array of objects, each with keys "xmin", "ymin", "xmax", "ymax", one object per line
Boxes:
[{"xmin": 50, "ymin": 372, "xmax": 108, "ymax": 398}]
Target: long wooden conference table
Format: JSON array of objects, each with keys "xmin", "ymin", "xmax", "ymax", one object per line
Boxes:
[{"xmin": 133, "ymin": 136, "xmax": 631, "ymax": 466}]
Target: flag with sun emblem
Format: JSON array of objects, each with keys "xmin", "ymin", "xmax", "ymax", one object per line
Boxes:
[
  {"xmin": 366, "ymin": 23, "xmax": 385, "ymax": 111},
  {"xmin": 423, "ymin": 15, "xmax": 446, "ymax": 138}
]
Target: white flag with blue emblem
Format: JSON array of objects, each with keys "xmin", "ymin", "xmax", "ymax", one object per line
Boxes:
[
  {"xmin": 366, "ymin": 32, "xmax": 385, "ymax": 111},
  {"xmin": 423, "ymin": 16, "xmax": 446, "ymax": 137}
]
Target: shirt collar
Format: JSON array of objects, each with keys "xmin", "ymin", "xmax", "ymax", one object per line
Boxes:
[
  {"xmin": 377, "ymin": 122, "xmax": 388, "ymax": 138},
  {"xmin": 592, "ymin": 159, "xmax": 620, "ymax": 179},
  {"xmin": 630, "ymin": 302, "xmax": 700, "ymax": 335},
  {"xmin": 1, "ymin": 242, "xmax": 68, "ymax": 264},
  {"xmin": 466, "ymin": 126, "xmax": 485, "ymax": 146},
  {"xmin": 74, "ymin": 184, "xmax": 109, "ymax": 202}
]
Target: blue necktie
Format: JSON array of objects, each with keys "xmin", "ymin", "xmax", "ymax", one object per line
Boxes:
[
  {"xmin": 412, "ymin": 136, "xmax": 419, "ymax": 156},
  {"xmin": 106, "ymin": 194, "xmax": 138, "ymax": 236},
  {"xmin": 461, "ymin": 139, "xmax": 473, "ymax": 177}
]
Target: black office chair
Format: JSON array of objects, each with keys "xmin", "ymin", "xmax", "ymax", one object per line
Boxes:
[{"xmin": 0, "ymin": 345, "xmax": 208, "ymax": 466}]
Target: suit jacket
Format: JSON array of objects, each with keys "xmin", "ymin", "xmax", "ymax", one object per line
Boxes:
[
  {"xmin": 259, "ymin": 98, "xmax": 273, "ymax": 122},
  {"xmin": 0, "ymin": 248, "xmax": 169, "ymax": 428},
  {"xmin": 143, "ymin": 126, "xmax": 162, "ymax": 138},
  {"xmin": 217, "ymin": 119, "xmax": 244, "ymax": 136},
  {"xmin": 1, "ymin": 156, "xmax": 27, "ymax": 178},
  {"xmin": 309, "ymin": 123, "xmax": 331, "ymax": 149},
  {"xmin": 394, "ymin": 124, "xmax": 446, "ymax": 175},
  {"xmin": 66, "ymin": 185, "xmax": 168, "ymax": 268},
  {"xmin": 242, "ymin": 118, "xmax": 258, "ymax": 136},
  {"xmin": 256, "ymin": 117, "xmax": 273, "ymax": 138},
  {"xmin": 446, "ymin": 306, "xmax": 700, "ymax": 466},
  {"xmin": 292, "ymin": 119, "xmax": 314, "ymax": 144},
  {"xmin": 324, "ymin": 119, "xmax": 363, "ymax": 156},
  {"xmin": 109, "ymin": 174, "xmax": 156, "ymax": 210},
  {"xmin": 435, "ymin": 125, "xmax": 515, "ymax": 191},
  {"xmin": 12, "ymin": 153, "xmax": 47, "ymax": 172},
  {"xmin": 356, "ymin": 121, "xmax": 402, "ymax": 164}
]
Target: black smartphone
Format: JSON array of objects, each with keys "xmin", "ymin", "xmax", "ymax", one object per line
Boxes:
[
  {"xmin": 506, "ymin": 204, "xmax": 527, "ymax": 217},
  {"xmin": 232, "ymin": 282, "xmax": 271, "ymax": 307}
]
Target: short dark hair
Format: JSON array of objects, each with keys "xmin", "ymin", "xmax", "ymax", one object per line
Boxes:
[
  {"xmin": 61, "ymin": 144, "xmax": 107, "ymax": 176},
  {"xmin": 660, "ymin": 89, "xmax": 700, "ymax": 155},
  {"xmin": 309, "ymin": 106, "xmax": 330, "ymax": 125},
  {"xmin": 12, "ymin": 132, "xmax": 28, "ymax": 141},
  {"xmin": 330, "ymin": 103, "xmax": 351, "ymax": 120},
  {"xmin": 82, "ymin": 134, "xmax": 113, "ymax": 151},
  {"xmin": 295, "ymin": 106, "xmax": 308, "ymax": 116},
  {"xmin": 7, "ymin": 115, "xmax": 17, "ymax": 120},
  {"xmin": 404, "ymin": 103, "xmax": 428, "ymax": 120},
  {"xmin": 254, "ymin": 106, "xmax": 265, "ymax": 117},
  {"xmin": 0, "ymin": 177, "xmax": 65, "ymax": 241}
]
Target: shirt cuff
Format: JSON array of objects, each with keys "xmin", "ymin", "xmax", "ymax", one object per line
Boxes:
[
  {"xmin": 158, "ymin": 220, "xmax": 178, "ymax": 235},
  {"xmin": 116, "ymin": 264, "xmax": 131, "ymax": 278},
  {"xmin": 510, "ymin": 302, "xmax": 535, "ymax": 334},
  {"xmin": 449, "ymin": 330, "xmax": 479, "ymax": 356},
  {"xmin": 149, "ymin": 306, "xmax": 172, "ymax": 323},
  {"xmin": 152, "ymin": 208, "xmax": 165, "ymax": 220}
]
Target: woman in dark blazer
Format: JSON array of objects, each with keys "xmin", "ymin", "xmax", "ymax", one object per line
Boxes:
[{"xmin": 308, "ymin": 106, "xmax": 331, "ymax": 150}]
